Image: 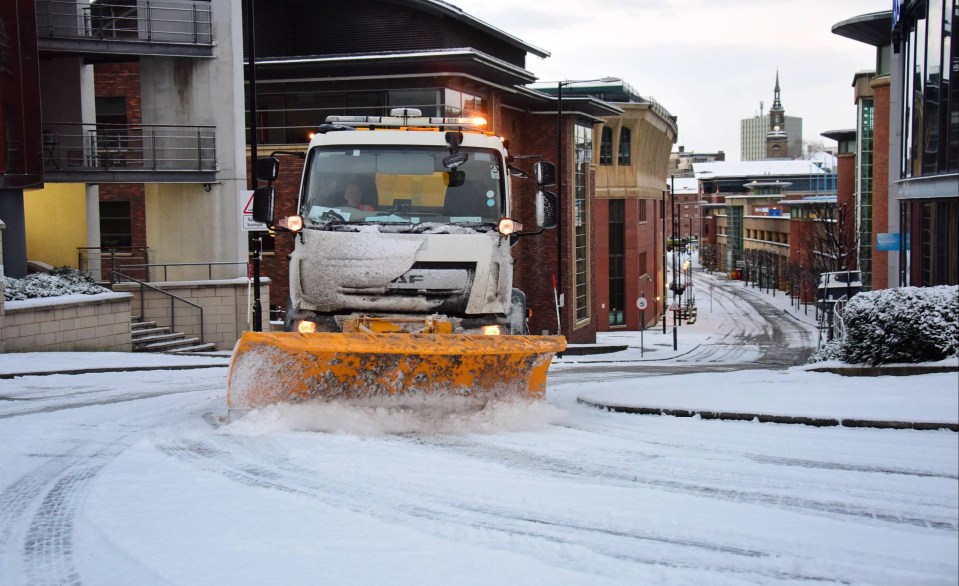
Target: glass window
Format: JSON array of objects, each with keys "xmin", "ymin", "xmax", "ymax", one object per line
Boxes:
[
  {"xmin": 608, "ymin": 200, "xmax": 625, "ymax": 326},
  {"xmin": 444, "ymin": 89, "xmax": 486, "ymax": 117},
  {"xmin": 618, "ymin": 127, "xmax": 631, "ymax": 165},
  {"xmin": 599, "ymin": 127, "xmax": 613, "ymax": 165},
  {"xmin": 99, "ymin": 201, "xmax": 132, "ymax": 248},
  {"xmin": 899, "ymin": 0, "xmax": 958, "ymax": 176},
  {"xmin": 858, "ymin": 98, "xmax": 874, "ymax": 289},
  {"xmin": 300, "ymin": 145, "xmax": 505, "ymax": 229},
  {"xmin": 574, "ymin": 122, "xmax": 592, "ymax": 322},
  {"xmin": 389, "ymin": 89, "xmax": 441, "ymax": 117}
]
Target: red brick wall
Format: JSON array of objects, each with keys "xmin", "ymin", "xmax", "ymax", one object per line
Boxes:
[
  {"xmin": 94, "ymin": 63, "xmax": 146, "ymax": 251},
  {"xmin": 593, "ymin": 197, "xmax": 662, "ymax": 332},
  {"xmin": 836, "ymin": 152, "xmax": 857, "ymax": 268},
  {"xmin": 94, "ymin": 63, "xmax": 142, "ymax": 125},
  {"xmin": 871, "ymin": 80, "xmax": 890, "ymax": 290},
  {"xmin": 501, "ymin": 107, "xmax": 565, "ymax": 336}
]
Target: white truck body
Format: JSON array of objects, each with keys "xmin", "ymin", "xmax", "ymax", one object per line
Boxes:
[{"xmin": 284, "ymin": 118, "xmax": 520, "ymax": 333}]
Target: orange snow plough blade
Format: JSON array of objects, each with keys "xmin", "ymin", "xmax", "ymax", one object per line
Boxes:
[{"xmin": 226, "ymin": 331, "xmax": 567, "ymax": 412}]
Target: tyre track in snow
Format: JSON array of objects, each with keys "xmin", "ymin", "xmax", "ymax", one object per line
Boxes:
[
  {"xmin": 153, "ymin": 436, "xmax": 873, "ymax": 584},
  {"xmin": 0, "ymin": 378, "xmax": 223, "ymax": 420},
  {"xmin": 0, "ymin": 371, "xmax": 223, "ymax": 585},
  {"xmin": 404, "ymin": 434, "xmax": 958, "ymax": 532},
  {"xmin": 551, "ymin": 412, "xmax": 959, "ymax": 482},
  {"xmin": 0, "ymin": 440, "xmax": 128, "ymax": 586}
]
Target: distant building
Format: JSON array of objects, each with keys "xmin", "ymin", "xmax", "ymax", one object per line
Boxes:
[
  {"xmin": 741, "ymin": 73, "xmax": 802, "ymax": 160},
  {"xmin": 695, "ymin": 159, "xmax": 837, "ymax": 284},
  {"xmin": 669, "ymin": 146, "xmax": 725, "ymax": 176}
]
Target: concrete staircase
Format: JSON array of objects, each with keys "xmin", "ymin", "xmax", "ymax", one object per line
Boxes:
[{"xmin": 132, "ymin": 319, "xmax": 217, "ymax": 354}]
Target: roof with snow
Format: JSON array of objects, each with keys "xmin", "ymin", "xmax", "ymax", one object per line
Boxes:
[
  {"xmin": 670, "ymin": 177, "xmax": 699, "ymax": 194},
  {"xmin": 693, "ymin": 160, "xmax": 828, "ymax": 178}
]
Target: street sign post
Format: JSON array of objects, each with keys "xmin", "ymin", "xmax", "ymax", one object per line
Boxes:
[{"xmin": 636, "ymin": 295, "xmax": 647, "ymax": 357}]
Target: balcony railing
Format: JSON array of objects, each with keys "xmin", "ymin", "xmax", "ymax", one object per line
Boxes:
[
  {"xmin": 36, "ymin": 0, "xmax": 213, "ymax": 46},
  {"xmin": 42, "ymin": 123, "xmax": 216, "ymax": 173}
]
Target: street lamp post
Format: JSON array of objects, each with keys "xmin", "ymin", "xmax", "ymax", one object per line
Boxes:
[
  {"xmin": 553, "ymin": 76, "xmax": 619, "ymax": 336},
  {"xmin": 662, "ymin": 189, "xmax": 667, "ymax": 334}
]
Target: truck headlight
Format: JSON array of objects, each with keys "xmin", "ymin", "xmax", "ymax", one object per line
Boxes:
[
  {"xmin": 481, "ymin": 325, "xmax": 503, "ymax": 335},
  {"xmin": 497, "ymin": 218, "xmax": 522, "ymax": 236},
  {"xmin": 278, "ymin": 215, "xmax": 304, "ymax": 233}
]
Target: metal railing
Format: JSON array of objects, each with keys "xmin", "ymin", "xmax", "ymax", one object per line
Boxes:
[
  {"xmin": 43, "ymin": 123, "xmax": 216, "ymax": 172},
  {"xmin": 78, "ymin": 246, "xmax": 152, "ymax": 283},
  {"xmin": 115, "ymin": 261, "xmax": 248, "ymax": 283},
  {"xmin": 112, "ymin": 271, "xmax": 204, "ymax": 345},
  {"xmin": 36, "ymin": 0, "xmax": 214, "ymax": 45}
]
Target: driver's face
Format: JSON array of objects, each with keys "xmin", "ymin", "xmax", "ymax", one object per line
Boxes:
[{"xmin": 344, "ymin": 185, "xmax": 362, "ymax": 206}]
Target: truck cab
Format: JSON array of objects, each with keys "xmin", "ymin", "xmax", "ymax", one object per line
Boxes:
[{"xmin": 253, "ymin": 109, "xmax": 557, "ymax": 336}]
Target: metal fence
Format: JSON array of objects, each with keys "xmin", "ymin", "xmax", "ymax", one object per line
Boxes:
[
  {"xmin": 79, "ymin": 247, "xmax": 152, "ymax": 283},
  {"xmin": 35, "ymin": 0, "xmax": 214, "ymax": 45},
  {"xmin": 42, "ymin": 123, "xmax": 216, "ymax": 172}
]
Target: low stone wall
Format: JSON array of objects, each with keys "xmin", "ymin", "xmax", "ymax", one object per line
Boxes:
[
  {"xmin": 113, "ymin": 278, "xmax": 270, "ymax": 351},
  {"xmin": 1, "ymin": 292, "xmax": 134, "ymax": 352}
]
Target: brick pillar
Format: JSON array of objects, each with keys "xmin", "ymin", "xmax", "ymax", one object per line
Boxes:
[{"xmin": 870, "ymin": 76, "xmax": 891, "ymax": 290}]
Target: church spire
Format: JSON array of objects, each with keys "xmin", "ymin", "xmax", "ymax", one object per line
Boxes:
[
  {"xmin": 766, "ymin": 69, "xmax": 788, "ymax": 158},
  {"xmin": 771, "ymin": 69, "xmax": 782, "ymax": 111}
]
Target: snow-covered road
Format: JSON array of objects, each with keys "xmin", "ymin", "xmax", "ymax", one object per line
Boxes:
[{"xmin": 0, "ymin": 270, "xmax": 956, "ymax": 585}]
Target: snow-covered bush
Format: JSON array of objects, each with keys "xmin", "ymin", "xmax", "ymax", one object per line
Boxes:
[
  {"xmin": 3, "ymin": 267, "xmax": 111, "ymax": 301},
  {"xmin": 812, "ymin": 285, "xmax": 959, "ymax": 365}
]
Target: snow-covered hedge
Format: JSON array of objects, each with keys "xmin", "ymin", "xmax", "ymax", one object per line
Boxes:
[
  {"xmin": 3, "ymin": 267, "xmax": 111, "ymax": 301},
  {"xmin": 812, "ymin": 285, "xmax": 959, "ymax": 365}
]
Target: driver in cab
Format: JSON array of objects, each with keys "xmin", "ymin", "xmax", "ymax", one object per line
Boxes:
[{"xmin": 343, "ymin": 182, "xmax": 375, "ymax": 211}]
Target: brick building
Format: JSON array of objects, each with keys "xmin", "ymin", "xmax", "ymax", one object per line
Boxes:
[{"xmin": 243, "ymin": 0, "xmax": 677, "ymax": 341}]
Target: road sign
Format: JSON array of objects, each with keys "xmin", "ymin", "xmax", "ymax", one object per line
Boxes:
[
  {"xmin": 709, "ymin": 285, "xmax": 714, "ymax": 292},
  {"xmin": 240, "ymin": 189, "xmax": 268, "ymax": 231},
  {"xmin": 636, "ymin": 297, "xmax": 648, "ymax": 310}
]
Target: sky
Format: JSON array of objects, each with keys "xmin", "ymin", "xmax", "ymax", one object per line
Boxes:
[{"xmin": 452, "ymin": 0, "xmax": 885, "ymax": 160}]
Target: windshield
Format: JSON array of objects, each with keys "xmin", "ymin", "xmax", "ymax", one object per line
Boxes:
[{"xmin": 300, "ymin": 145, "xmax": 505, "ymax": 229}]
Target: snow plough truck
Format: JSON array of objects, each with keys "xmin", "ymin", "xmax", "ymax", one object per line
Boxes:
[{"xmin": 226, "ymin": 108, "xmax": 567, "ymax": 414}]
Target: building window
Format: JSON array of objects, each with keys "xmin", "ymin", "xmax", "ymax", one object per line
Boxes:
[
  {"xmin": 638, "ymin": 198, "xmax": 648, "ymax": 223},
  {"xmin": 900, "ymin": 0, "xmax": 959, "ymax": 175},
  {"xmin": 608, "ymin": 200, "xmax": 625, "ymax": 326},
  {"xmin": 574, "ymin": 122, "xmax": 592, "ymax": 322},
  {"xmin": 99, "ymin": 201, "xmax": 132, "ymax": 248},
  {"xmin": 599, "ymin": 126, "xmax": 613, "ymax": 165},
  {"xmin": 858, "ymin": 98, "xmax": 874, "ymax": 289},
  {"xmin": 920, "ymin": 199, "xmax": 958, "ymax": 285},
  {"xmin": 618, "ymin": 127, "xmax": 631, "ymax": 165},
  {"xmin": 248, "ymin": 86, "xmax": 488, "ymax": 145},
  {"xmin": 95, "ymin": 97, "xmax": 128, "ymax": 164}
]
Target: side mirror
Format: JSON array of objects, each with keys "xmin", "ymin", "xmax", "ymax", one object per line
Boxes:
[
  {"xmin": 254, "ymin": 156, "xmax": 279, "ymax": 183},
  {"xmin": 507, "ymin": 164, "xmax": 528, "ymax": 178},
  {"xmin": 535, "ymin": 190, "xmax": 558, "ymax": 230},
  {"xmin": 251, "ymin": 185, "xmax": 275, "ymax": 225},
  {"xmin": 533, "ymin": 161, "xmax": 556, "ymax": 187}
]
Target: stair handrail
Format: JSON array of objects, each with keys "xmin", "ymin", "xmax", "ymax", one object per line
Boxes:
[
  {"xmin": 115, "ymin": 260, "xmax": 247, "ymax": 282},
  {"xmin": 112, "ymin": 271, "xmax": 204, "ymax": 345}
]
